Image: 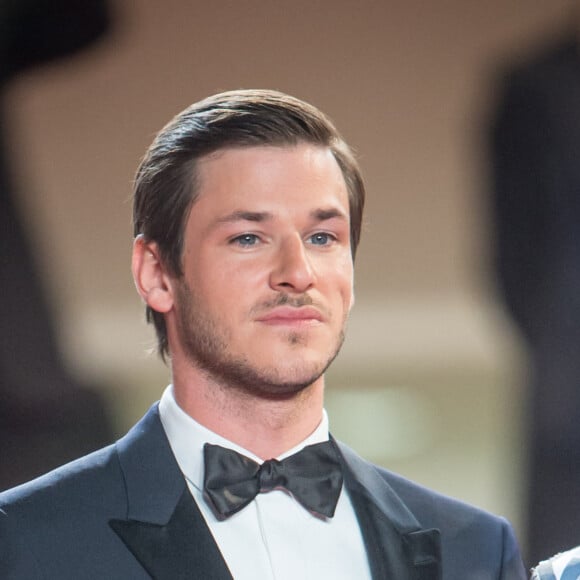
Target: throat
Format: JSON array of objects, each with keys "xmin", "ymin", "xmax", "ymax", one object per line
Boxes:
[{"xmin": 173, "ymin": 370, "xmax": 325, "ymax": 460}]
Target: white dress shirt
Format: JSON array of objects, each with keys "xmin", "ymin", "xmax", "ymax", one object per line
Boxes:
[{"xmin": 159, "ymin": 385, "xmax": 372, "ymax": 580}]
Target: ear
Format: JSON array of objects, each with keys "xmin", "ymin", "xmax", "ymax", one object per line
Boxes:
[{"xmin": 132, "ymin": 235, "xmax": 175, "ymax": 313}]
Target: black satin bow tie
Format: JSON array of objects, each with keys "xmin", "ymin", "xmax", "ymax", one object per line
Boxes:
[{"xmin": 203, "ymin": 440, "xmax": 343, "ymax": 520}]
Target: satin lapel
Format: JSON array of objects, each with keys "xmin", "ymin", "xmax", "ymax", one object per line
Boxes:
[
  {"xmin": 334, "ymin": 439, "xmax": 441, "ymax": 580},
  {"xmin": 110, "ymin": 489, "xmax": 232, "ymax": 580},
  {"xmin": 109, "ymin": 405, "xmax": 233, "ymax": 580}
]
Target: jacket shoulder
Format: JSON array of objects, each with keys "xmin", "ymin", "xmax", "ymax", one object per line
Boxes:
[
  {"xmin": 338, "ymin": 441, "xmax": 525, "ymax": 578},
  {"xmin": 0, "ymin": 408, "xmax": 167, "ymax": 579},
  {"xmin": 0, "ymin": 442, "xmax": 123, "ymax": 523},
  {"xmin": 374, "ymin": 462, "xmax": 508, "ymax": 529},
  {"xmin": 0, "ymin": 403, "xmax": 163, "ymax": 516}
]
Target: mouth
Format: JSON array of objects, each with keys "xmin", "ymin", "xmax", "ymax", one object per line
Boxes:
[{"xmin": 256, "ymin": 306, "xmax": 324, "ymax": 327}]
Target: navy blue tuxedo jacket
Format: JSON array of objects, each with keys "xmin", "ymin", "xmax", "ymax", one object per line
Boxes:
[{"xmin": 0, "ymin": 404, "xmax": 525, "ymax": 579}]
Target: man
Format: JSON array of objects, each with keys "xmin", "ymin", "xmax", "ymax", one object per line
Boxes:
[{"xmin": 0, "ymin": 89, "xmax": 526, "ymax": 579}]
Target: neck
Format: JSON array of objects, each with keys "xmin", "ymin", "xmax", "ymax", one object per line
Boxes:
[{"xmin": 171, "ymin": 361, "xmax": 325, "ymax": 459}]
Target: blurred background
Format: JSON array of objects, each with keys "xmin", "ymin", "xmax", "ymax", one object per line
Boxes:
[{"xmin": 2, "ymin": 0, "xmax": 579, "ymax": 568}]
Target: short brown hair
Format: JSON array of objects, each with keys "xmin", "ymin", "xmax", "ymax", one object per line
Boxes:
[{"xmin": 133, "ymin": 89, "xmax": 365, "ymax": 358}]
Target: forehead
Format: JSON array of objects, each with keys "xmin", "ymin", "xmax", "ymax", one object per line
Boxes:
[{"xmin": 193, "ymin": 144, "xmax": 349, "ymax": 213}]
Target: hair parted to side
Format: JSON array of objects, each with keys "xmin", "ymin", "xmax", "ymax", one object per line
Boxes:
[{"xmin": 133, "ymin": 88, "xmax": 366, "ymax": 359}]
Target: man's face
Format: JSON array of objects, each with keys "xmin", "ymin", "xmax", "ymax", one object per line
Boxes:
[{"xmin": 169, "ymin": 143, "xmax": 354, "ymax": 398}]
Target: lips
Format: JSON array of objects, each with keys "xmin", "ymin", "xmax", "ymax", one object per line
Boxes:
[{"xmin": 256, "ymin": 306, "xmax": 324, "ymax": 326}]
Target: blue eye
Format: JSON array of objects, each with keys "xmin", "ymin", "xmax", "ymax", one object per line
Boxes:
[
  {"xmin": 233, "ymin": 233, "xmax": 259, "ymax": 246},
  {"xmin": 309, "ymin": 232, "xmax": 334, "ymax": 245}
]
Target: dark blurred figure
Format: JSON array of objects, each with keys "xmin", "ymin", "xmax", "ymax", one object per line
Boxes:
[
  {"xmin": 0, "ymin": 0, "xmax": 114, "ymax": 489},
  {"xmin": 490, "ymin": 29, "xmax": 580, "ymax": 565}
]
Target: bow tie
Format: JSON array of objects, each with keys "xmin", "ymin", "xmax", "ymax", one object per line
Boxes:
[{"xmin": 203, "ymin": 440, "xmax": 343, "ymax": 520}]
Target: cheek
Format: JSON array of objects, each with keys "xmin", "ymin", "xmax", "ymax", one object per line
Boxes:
[
  {"xmin": 189, "ymin": 254, "xmax": 259, "ymax": 288},
  {"xmin": 334, "ymin": 256, "xmax": 354, "ymax": 292},
  {"xmin": 320, "ymin": 260, "xmax": 353, "ymax": 310},
  {"xmin": 338, "ymin": 266, "xmax": 355, "ymax": 312},
  {"xmin": 343, "ymin": 280, "xmax": 355, "ymax": 312},
  {"xmin": 193, "ymin": 259, "xmax": 266, "ymax": 314},
  {"xmin": 221, "ymin": 258, "xmax": 269, "ymax": 289}
]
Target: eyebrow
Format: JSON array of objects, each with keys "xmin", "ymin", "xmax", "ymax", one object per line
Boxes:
[
  {"xmin": 311, "ymin": 208, "xmax": 348, "ymax": 222},
  {"xmin": 215, "ymin": 210, "xmax": 273, "ymax": 224},
  {"xmin": 213, "ymin": 207, "xmax": 348, "ymax": 227}
]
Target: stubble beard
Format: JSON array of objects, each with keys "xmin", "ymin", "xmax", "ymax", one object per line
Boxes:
[{"xmin": 174, "ymin": 280, "xmax": 346, "ymax": 400}]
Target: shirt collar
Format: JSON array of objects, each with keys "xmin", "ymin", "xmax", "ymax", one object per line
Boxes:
[{"xmin": 158, "ymin": 384, "xmax": 329, "ymax": 492}]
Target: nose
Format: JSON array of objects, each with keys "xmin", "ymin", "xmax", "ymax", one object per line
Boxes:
[{"xmin": 269, "ymin": 235, "xmax": 316, "ymax": 293}]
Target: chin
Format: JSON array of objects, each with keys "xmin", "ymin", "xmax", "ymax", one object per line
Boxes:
[{"xmin": 264, "ymin": 359, "xmax": 329, "ymax": 388}]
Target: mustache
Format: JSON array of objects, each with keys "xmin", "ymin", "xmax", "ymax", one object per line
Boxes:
[{"xmin": 252, "ymin": 292, "xmax": 317, "ymax": 312}]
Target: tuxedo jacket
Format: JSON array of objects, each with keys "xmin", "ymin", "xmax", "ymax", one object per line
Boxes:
[{"xmin": 0, "ymin": 404, "xmax": 525, "ymax": 579}]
